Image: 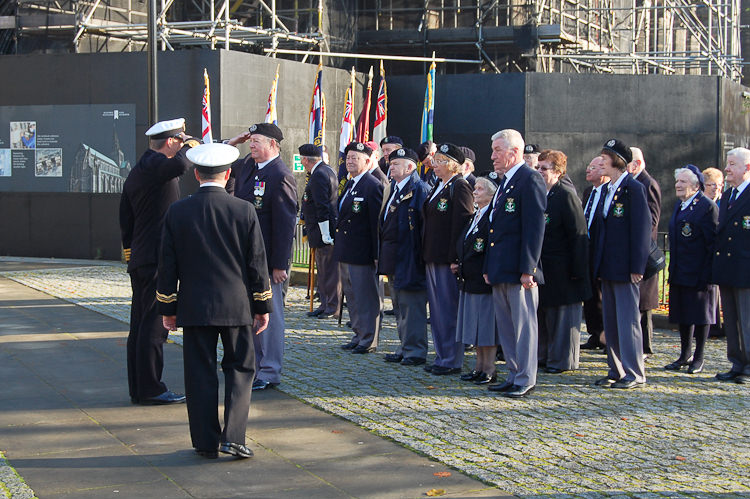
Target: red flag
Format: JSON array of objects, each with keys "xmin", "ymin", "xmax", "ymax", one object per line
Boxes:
[{"xmin": 355, "ymin": 66, "xmax": 374, "ymax": 142}]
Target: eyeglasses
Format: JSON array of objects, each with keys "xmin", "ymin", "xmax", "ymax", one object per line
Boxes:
[{"xmin": 433, "ymin": 158, "xmax": 450, "ymax": 166}]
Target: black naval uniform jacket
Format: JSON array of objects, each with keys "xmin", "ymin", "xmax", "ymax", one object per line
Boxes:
[
  {"xmin": 635, "ymin": 169, "xmax": 662, "ymax": 310},
  {"xmin": 593, "ymin": 174, "xmax": 651, "ymax": 282},
  {"xmin": 334, "ymin": 172, "xmax": 384, "ymax": 265},
  {"xmin": 712, "ymin": 184, "xmax": 750, "ymax": 288},
  {"xmin": 539, "ymin": 182, "xmax": 591, "ymax": 307},
  {"xmin": 483, "ymin": 164, "xmax": 547, "ymax": 285},
  {"xmin": 156, "ymin": 186, "xmax": 272, "ymax": 325},
  {"xmin": 232, "ymin": 155, "xmax": 298, "ymax": 272},
  {"xmin": 302, "ymin": 161, "xmax": 338, "ymax": 249},
  {"xmin": 119, "ymin": 147, "xmax": 190, "ymax": 272},
  {"xmin": 422, "ymin": 175, "xmax": 474, "ymax": 264},
  {"xmin": 668, "ymin": 192, "xmax": 718, "ymax": 288},
  {"xmin": 456, "ymin": 208, "xmax": 493, "ymax": 294},
  {"xmin": 377, "ymin": 172, "xmax": 430, "ymax": 290}
]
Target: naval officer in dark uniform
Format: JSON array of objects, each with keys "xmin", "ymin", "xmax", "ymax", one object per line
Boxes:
[
  {"xmin": 335, "ymin": 142, "xmax": 384, "ymax": 353},
  {"xmin": 483, "ymin": 129, "xmax": 546, "ymax": 399},
  {"xmin": 299, "ymin": 143, "xmax": 340, "ymax": 319},
  {"xmin": 665, "ymin": 165, "xmax": 718, "ymax": 375},
  {"xmin": 119, "ymin": 118, "xmax": 195, "ymax": 405},
  {"xmin": 158, "ymin": 143, "xmax": 272, "ymax": 459},
  {"xmin": 592, "ymin": 139, "xmax": 651, "ymax": 389},
  {"xmin": 378, "ymin": 148, "xmax": 430, "ymax": 366},
  {"xmin": 713, "ymin": 147, "xmax": 750, "ymax": 385},
  {"xmin": 228, "ymin": 123, "xmax": 298, "ymax": 390}
]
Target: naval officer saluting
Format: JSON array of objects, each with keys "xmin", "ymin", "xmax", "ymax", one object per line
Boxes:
[
  {"xmin": 120, "ymin": 118, "xmax": 197, "ymax": 405},
  {"xmin": 227, "ymin": 123, "xmax": 298, "ymax": 391},
  {"xmin": 158, "ymin": 143, "xmax": 273, "ymax": 459}
]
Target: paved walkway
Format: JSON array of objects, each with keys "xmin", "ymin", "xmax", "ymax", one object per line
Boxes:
[{"xmin": 2, "ymin": 258, "xmax": 750, "ymax": 498}]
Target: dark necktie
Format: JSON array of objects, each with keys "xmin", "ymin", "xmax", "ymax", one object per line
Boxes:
[
  {"xmin": 729, "ymin": 188, "xmax": 737, "ymax": 205},
  {"xmin": 584, "ymin": 188, "xmax": 596, "ymax": 221},
  {"xmin": 384, "ymin": 185, "xmax": 399, "ymax": 221}
]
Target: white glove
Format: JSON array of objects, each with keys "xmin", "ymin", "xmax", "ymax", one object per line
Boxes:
[{"xmin": 318, "ymin": 221, "xmax": 334, "ymax": 245}]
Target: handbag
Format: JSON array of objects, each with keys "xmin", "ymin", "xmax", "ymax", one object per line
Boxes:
[{"xmin": 643, "ymin": 238, "xmax": 666, "ymax": 280}]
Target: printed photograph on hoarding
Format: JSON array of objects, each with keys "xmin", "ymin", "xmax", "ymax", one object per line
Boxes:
[
  {"xmin": 35, "ymin": 149, "xmax": 63, "ymax": 177},
  {"xmin": 10, "ymin": 121, "xmax": 36, "ymax": 149}
]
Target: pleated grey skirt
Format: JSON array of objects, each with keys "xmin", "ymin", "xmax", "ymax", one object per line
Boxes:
[{"xmin": 456, "ymin": 291, "xmax": 499, "ymax": 346}]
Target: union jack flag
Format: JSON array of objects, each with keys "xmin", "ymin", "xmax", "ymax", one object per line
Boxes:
[
  {"xmin": 265, "ymin": 65, "xmax": 279, "ymax": 125},
  {"xmin": 337, "ymin": 81, "xmax": 355, "ymax": 183},
  {"xmin": 372, "ymin": 60, "xmax": 387, "ymax": 146},
  {"xmin": 201, "ymin": 68, "xmax": 212, "ymax": 144}
]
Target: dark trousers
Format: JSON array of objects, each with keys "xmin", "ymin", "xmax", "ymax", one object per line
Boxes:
[
  {"xmin": 314, "ymin": 245, "xmax": 341, "ymax": 315},
  {"xmin": 127, "ymin": 264, "xmax": 167, "ymax": 401},
  {"xmin": 183, "ymin": 325, "xmax": 256, "ymax": 451},
  {"xmin": 583, "ymin": 268, "xmax": 604, "ymax": 344}
]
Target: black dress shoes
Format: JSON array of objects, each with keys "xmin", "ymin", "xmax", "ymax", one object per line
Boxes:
[
  {"xmin": 219, "ymin": 442, "xmax": 254, "ymax": 458},
  {"xmin": 664, "ymin": 358, "xmax": 692, "ymax": 371},
  {"xmin": 252, "ymin": 379, "xmax": 277, "ymax": 391},
  {"xmin": 423, "ymin": 364, "xmax": 434, "ymax": 373},
  {"xmin": 431, "ymin": 366, "xmax": 461, "ymax": 375},
  {"xmin": 581, "ymin": 338, "xmax": 604, "ymax": 350},
  {"xmin": 140, "ymin": 390, "xmax": 186, "ymax": 405},
  {"xmin": 488, "ymin": 380, "xmax": 514, "ymax": 392},
  {"xmin": 594, "ymin": 377, "xmax": 617, "ymax": 387},
  {"xmin": 400, "ymin": 357, "xmax": 426, "ymax": 366},
  {"xmin": 195, "ymin": 448, "xmax": 218, "ymax": 459},
  {"xmin": 460, "ymin": 370, "xmax": 481, "ymax": 382},
  {"xmin": 687, "ymin": 359, "xmax": 704, "ymax": 374},
  {"xmin": 474, "ymin": 372, "xmax": 497, "ymax": 385},
  {"xmin": 340, "ymin": 341, "xmax": 358, "ymax": 350},
  {"xmin": 384, "ymin": 309, "xmax": 395, "ymax": 316},
  {"xmin": 503, "ymin": 385, "xmax": 535, "ymax": 398},
  {"xmin": 306, "ymin": 309, "xmax": 323, "ymax": 317},
  {"xmin": 384, "ymin": 353, "xmax": 403, "ymax": 363},
  {"xmin": 716, "ymin": 370, "xmax": 742, "ymax": 381},
  {"xmin": 611, "ymin": 379, "xmax": 643, "ymax": 389},
  {"xmin": 317, "ymin": 312, "xmax": 337, "ymax": 319},
  {"xmin": 545, "ymin": 367, "xmax": 564, "ymax": 374},
  {"xmin": 352, "ymin": 345, "xmax": 376, "ymax": 354}
]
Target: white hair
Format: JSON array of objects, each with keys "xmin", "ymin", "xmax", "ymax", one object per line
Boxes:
[
  {"xmin": 475, "ymin": 176, "xmax": 498, "ymax": 197},
  {"xmin": 630, "ymin": 147, "xmax": 645, "ymax": 167},
  {"xmin": 674, "ymin": 167, "xmax": 700, "ymax": 188},
  {"xmin": 490, "ymin": 129, "xmax": 525, "ymax": 152},
  {"xmin": 727, "ymin": 147, "xmax": 750, "ymax": 165}
]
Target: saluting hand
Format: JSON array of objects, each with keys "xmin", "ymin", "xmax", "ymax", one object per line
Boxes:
[
  {"xmin": 162, "ymin": 315, "xmax": 177, "ymax": 331},
  {"xmin": 253, "ymin": 313, "xmax": 270, "ymax": 335},
  {"xmin": 226, "ymin": 132, "xmax": 252, "ymax": 146}
]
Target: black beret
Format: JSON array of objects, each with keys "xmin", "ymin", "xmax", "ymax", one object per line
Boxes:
[
  {"xmin": 684, "ymin": 164, "xmax": 705, "ymax": 191},
  {"xmin": 459, "ymin": 146, "xmax": 476, "ymax": 163},
  {"xmin": 602, "ymin": 138, "xmax": 632, "ymax": 164},
  {"xmin": 483, "ymin": 170, "xmax": 503, "ymax": 187},
  {"xmin": 298, "ymin": 143, "xmax": 322, "ymax": 157},
  {"xmin": 524, "ymin": 144, "xmax": 540, "ymax": 154},
  {"xmin": 417, "ymin": 141, "xmax": 434, "ymax": 161},
  {"xmin": 344, "ymin": 141, "xmax": 373, "ymax": 157},
  {"xmin": 436, "ymin": 143, "xmax": 465, "ymax": 165},
  {"xmin": 389, "ymin": 147, "xmax": 419, "ymax": 165},
  {"xmin": 380, "ymin": 135, "xmax": 403, "ymax": 146},
  {"xmin": 248, "ymin": 122, "xmax": 284, "ymax": 142}
]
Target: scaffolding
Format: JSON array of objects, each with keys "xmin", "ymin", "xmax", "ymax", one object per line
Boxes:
[{"xmin": 1, "ymin": 0, "xmax": 743, "ymax": 81}]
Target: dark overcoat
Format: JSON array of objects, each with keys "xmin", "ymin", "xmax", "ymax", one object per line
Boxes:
[{"xmin": 635, "ymin": 169, "xmax": 662, "ymax": 309}]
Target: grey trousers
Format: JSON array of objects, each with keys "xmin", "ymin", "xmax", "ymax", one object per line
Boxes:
[
  {"xmin": 719, "ymin": 286, "xmax": 750, "ymax": 375},
  {"xmin": 314, "ymin": 245, "xmax": 341, "ymax": 315},
  {"xmin": 425, "ymin": 263, "xmax": 463, "ymax": 369},
  {"xmin": 253, "ymin": 279, "xmax": 285, "ymax": 384},
  {"xmin": 540, "ymin": 303, "xmax": 582, "ymax": 371},
  {"xmin": 392, "ymin": 288, "xmax": 428, "ymax": 360},
  {"xmin": 492, "ymin": 282, "xmax": 539, "ymax": 388},
  {"xmin": 347, "ymin": 263, "xmax": 383, "ymax": 348},
  {"xmin": 601, "ymin": 280, "xmax": 645, "ymax": 383}
]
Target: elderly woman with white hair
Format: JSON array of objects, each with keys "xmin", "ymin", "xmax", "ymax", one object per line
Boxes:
[{"xmin": 665, "ymin": 164, "xmax": 719, "ymax": 374}]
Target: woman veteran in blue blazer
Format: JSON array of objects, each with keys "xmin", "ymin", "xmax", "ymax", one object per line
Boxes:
[
  {"xmin": 665, "ymin": 165, "xmax": 718, "ymax": 375},
  {"xmin": 592, "ymin": 139, "xmax": 651, "ymax": 389}
]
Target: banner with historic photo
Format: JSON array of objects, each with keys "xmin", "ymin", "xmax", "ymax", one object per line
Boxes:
[{"xmin": 0, "ymin": 104, "xmax": 136, "ymax": 193}]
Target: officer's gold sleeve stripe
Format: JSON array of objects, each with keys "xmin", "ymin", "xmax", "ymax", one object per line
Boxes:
[
  {"xmin": 253, "ymin": 289, "xmax": 273, "ymax": 301},
  {"xmin": 156, "ymin": 291, "xmax": 177, "ymax": 303}
]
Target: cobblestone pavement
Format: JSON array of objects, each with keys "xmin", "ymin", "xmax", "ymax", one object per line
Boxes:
[{"xmin": 3, "ymin": 264, "xmax": 750, "ymax": 498}]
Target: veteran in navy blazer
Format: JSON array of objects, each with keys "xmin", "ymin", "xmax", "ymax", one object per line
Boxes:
[
  {"xmin": 592, "ymin": 139, "xmax": 651, "ymax": 389},
  {"xmin": 378, "ymin": 148, "xmax": 430, "ymax": 365},
  {"xmin": 299, "ymin": 144, "xmax": 340, "ymax": 319},
  {"xmin": 157, "ymin": 143, "xmax": 272, "ymax": 459},
  {"xmin": 334, "ymin": 142, "xmax": 385, "ymax": 353},
  {"xmin": 422, "ymin": 143, "xmax": 474, "ymax": 376},
  {"xmin": 713, "ymin": 147, "xmax": 750, "ymax": 384},
  {"xmin": 228, "ymin": 123, "xmax": 298, "ymax": 390},
  {"xmin": 482, "ymin": 130, "xmax": 546, "ymax": 399},
  {"xmin": 665, "ymin": 165, "xmax": 718, "ymax": 375}
]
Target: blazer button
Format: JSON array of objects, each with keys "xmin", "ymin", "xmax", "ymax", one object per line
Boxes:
[
  {"xmin": 716, "ymin": 251, "xmax": 720, "ymax": 255},
  {"xmin": 490, "ymin": 229, "xmax": 494, "ymax": 233},
  {"xmin": 490, "ymin": 242, "xmax": 495, "ymax": 247},
  {"xmin": 728, "ymin": 252, "xmax": 731, "ymax": 257},
  {"xmin": 735, "ymin": 222, "xmax": 739, "ymax": 226},
  {"xmin": 728, "ymin": 237, "xmax": 732, "ymax": 241}
]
